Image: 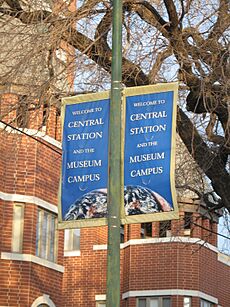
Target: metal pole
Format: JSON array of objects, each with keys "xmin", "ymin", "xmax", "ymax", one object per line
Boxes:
[{"xmin": 106, "ymin": 0, "xmax": 122, "ymax": 305}]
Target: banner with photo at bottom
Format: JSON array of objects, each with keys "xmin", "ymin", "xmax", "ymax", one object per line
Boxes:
[
  {"xmin": 121, "ymin": 83, "xmax": 179, "ymax": 224},
  {"xmin": 58, "ymin": 92, "xmax": 110, "ymax": 229}
]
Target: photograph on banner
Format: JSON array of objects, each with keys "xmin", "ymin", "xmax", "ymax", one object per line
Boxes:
[
  {"xmin": 121, "ymin": 83, "xmax": 179, "ymax": 224},
  {"xmin": 58, "ymin": 92, "xmax": 110, "ymax": 228}
]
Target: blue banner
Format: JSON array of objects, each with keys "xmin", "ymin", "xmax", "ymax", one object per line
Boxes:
[
  {"xmin": 59, "ymin": 84, "xmax": 178, "ymax": 228},
  {"xmin": 122, "ymin": 84, "xmax": 178, "ymax": 223},
  {"xmin": 60, "ymin": 94, "xmax": 110, "ymax": 226}
]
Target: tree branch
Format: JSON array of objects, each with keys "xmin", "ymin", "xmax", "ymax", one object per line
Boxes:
[
  {"xmin": 94, "ymin": 9, "xmax": 112, "ymax": 48},
  {"xmin": 0, "ymin": 1, "xmax": 148, "ymax": 86},
  {"xmin": 5, "ymin": 0, "xmax": 22, "ymax": 11},
  {"xmin": 177, "ymin": 107, "xmax": 230, "ymax": 212},
  {"xmin": 61, "ymin": 25, "xmax": 149, "ymax": 86},
  {"xmin": 163, "ymin": 0, "xmax": 179, "ymax": 28},
  {"xmin": 126, "ymin": 1, "xmax": 170, "ymax": 38},
  {"xmin": 206, "ymin": 113, "xmax": 225, "ymax": 145},
  {"xmin": 209, "ymin": 0, "xmax": 230, "ymax": 41},
  {"xmin": 148, "ymin": 47, "xmax": 172, "ymax": 83}
]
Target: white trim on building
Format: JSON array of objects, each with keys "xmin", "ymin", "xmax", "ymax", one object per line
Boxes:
[
  {"xmin": 93, "ymin": 237, "xmax": 217, "ymax": 252},
  {"xmin": 0, "ymin": 122, "xmax": 61, "ymax": 149},
  {"xmin": 0, "ymin": 191, "xmax": 57, "ymax": 214},
  {"xmin": 95, "ymin": 291, "xmax": 218, "ymax": 304},
  {"xmin": 64, "ymin": 250, "xmax": 81, "ymax": 257},
  {"xmin": 31, "ymin": 294, "xmax": 56, "ymax": 307},
  {"xmin": 122, "ymin": 290, "xmax": 218, "ymax": 304},
  {"xmin": 218, "ymin": 252, "xmax": 230, "ymax": 266},
  {"xmin": 95, "ymin": 295, "xmax": 106, "ymax": 301},
  {"xmin": 1, "ymin": 252, "xmax": 64, "ymax": 273}
]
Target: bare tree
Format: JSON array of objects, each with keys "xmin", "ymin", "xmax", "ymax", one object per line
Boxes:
[{"xmin": 0, "ymin": 0, "xmax": 229, "ymax": 211}]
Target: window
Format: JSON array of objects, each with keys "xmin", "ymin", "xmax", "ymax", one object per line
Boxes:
[
  {"xmin": 184, "ymin": 212, "xmax": 193, "ymax": 236},
  {"xmin": 42, "ymin": 102, "xmax": 49, "ymax": 127},
  {"xmin": 64, "ymin": 229, "xmax": 80, "ymax": 251},
  {"xmin": 200, "ymin": 299, "xmax": 215, "ymax": 307},
  {"xmin": 141, "ymin": 223, "xmax": 152, "ymax": 238},
  {"xmin": 16, "ymin": 95, "xmax": 29, "ymax": 128},
  {"xmin": 184, "ymin": 297, "xmax": 191, "ymax": 307},
  {"xmin": 137, "ymin": 297, "xmax": 171, "ymax": 307},
  {"xmin": 31, "ymin": 294, "xmax": 55, "ymax": 307},
  {"xmin": 96, "ymin": 302, "xmax": 106, "ymax": 307},
  {"xmin": 159, "ymin": 221, "xmax": 171, "ymax": 238},
  {"xmin": 184, "ymin": 212, "xmax": 193, "ymax": 229},
  {"xmin": 120, "ymin": 225, "xmax": 124, "ymax": 243},
  {"xmin": 36, "ymin": 209, "xmax": 57, "ymax": 262},
  {"xmin": 12, "ymin": 203, "xmax": 24, "ymax": 253}
]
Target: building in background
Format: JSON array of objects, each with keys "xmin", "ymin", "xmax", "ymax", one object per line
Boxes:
[{"xmin": 0, "ymin": 93, "xmax": 229, "ymax": 307}]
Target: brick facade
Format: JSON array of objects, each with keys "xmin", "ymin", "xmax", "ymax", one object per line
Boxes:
[{"xmin": 0, "ymin": 93, "xmax": 229, "ymax": 307}]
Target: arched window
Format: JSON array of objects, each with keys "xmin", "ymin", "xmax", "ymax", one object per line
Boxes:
[{"xmin": 31, "ymin": 294, "xmax": 56, "ymax": 307}]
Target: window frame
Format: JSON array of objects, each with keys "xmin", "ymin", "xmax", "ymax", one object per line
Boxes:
[
  {"xmin": 64, "ymin": 228, "xmax": 80, "ymax": 251},
  {"xmin": 120, "ymin": 225, "xmax": 125, "ymax": 243},
  {"xmin": 184, "ymin": 297, "xmax": 192, "ymax": 307},
  {"xmin": 159, "ymin": 220, "xmax": 171, "ymax": 238},
  {"xmin": 12, "ymin": 203, "xmax": 24, "ymax": 253},
  {"xmin": 184, "ymin": 212, "xmax": 193, "ymax": 236},
  {"xmin": 200, "ymin": 299, "xmax": 215, "ymax": 307},
  {"xmin": 16, "ymin": 96, "xmax": 30, "ymax": 128},
  {"xmin": 141, "ymin": 223, "xmax": 152, "ymax": 239},
  {"xmin": 36, "ymin": 208, "xmax": 58, "ymax": 262},
  {"xmin": 137, "ymin": 296, "xmax": 171, "ymax": 307}
]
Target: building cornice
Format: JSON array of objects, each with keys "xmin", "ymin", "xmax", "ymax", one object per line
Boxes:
[
  {"xmin": 122, "ymin": 289, "xmax": 218, "ymax": 304},
  {"xmin": 96, "ymin": 290, "xmax": 218, "ymax": 304},
  {"xmin": 0, "ymin": 122, "xmax": 61, "ymax": 149},
  {"xmin": 0, "ymin": 191, "xmax": 58, "ymax": 214},
  {"xmin": 93, "ymin": 237, "xmax": 217, "ymax": 252},
  {"xmin": 1, "ymin": 252, "xmax": 64, "ymax": 273},
  {"xmin": 218, "ymin": 252, "xmax": 230, "ymax": 266}
]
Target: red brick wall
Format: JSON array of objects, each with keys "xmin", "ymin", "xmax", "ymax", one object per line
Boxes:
[
  {"xmin": 0, "ymin": 114, "xmax": 61, "ymax": 202},
  {"xmin": 0, "ymin": 94, "xmax": 64, "ymax": 306},
  {"xmin": 0, "ymin": 261, "xmax": 63, "ymax": 307},
  {"xmin": 123, "ymin": 243, "xmax": 199, "ymax": 292},
  {"xmin": 61, "ymin": 239, "xmax": 230, "ymax": 307},
  {"xmin": 199, "ymin": 248, "xmax": 218, "ymax": 299}
]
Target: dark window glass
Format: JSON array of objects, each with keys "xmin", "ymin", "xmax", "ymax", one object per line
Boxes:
[
  {"xmin": 120, "ymin": 225, "xmax": 124, "ymax": 243},
  {"xmin": 141, "ymin": 223, "xmax": 152, "ymax": 238},
  {"xmin": 138, "ymin": 299, "xmax": 146, "ymax": 307},
  {"xmin": 163, "ymin": 297, "xmax": 171, "ymax": 307},
  {"xmin": 184, "ymin": 212, "xmax": 193, "ymax": 229},
  {"xmin": 159, "ymin": 221, "xmax": 171, "ymax": 237},
  {"xmin": 16, "ymin": 96, "xmax": 29, "ymax": 128}
]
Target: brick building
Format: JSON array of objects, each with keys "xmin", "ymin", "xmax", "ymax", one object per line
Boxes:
[{"xmin": 0, "ymin": 93, "xmax": 229, "ymax": 307}]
